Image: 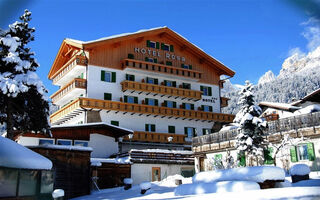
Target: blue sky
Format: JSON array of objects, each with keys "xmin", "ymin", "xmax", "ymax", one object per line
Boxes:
[{"xmin": 0, "ymin": 0, "xmax": 319, "ymax": 96}]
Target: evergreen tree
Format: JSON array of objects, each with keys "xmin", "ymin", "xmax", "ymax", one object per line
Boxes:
[
  {"xmin": 0, "ymin": 10, "xmax": 50, "ymax": 140},
  {"xmin": 234, "ymin": 80, "xmax": 267, "ymax": 166}
]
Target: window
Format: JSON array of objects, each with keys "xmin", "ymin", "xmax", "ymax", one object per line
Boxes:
[
  {"xmin": 111, "ymin": 120, "xmax": 119, "ymax": 126},
  {"xmin": 145, "ymin": 57, "xmax": 157, "ymax": 63},
  {"xmin": 200, "ymin": 86, "xmax": 212, "ymax": 96},
  {"xmin": 202, "ymin": 128, "xmax": 211, "ymax": 135},
  {"xmin": 290, "ymin": 143, "xmax": 315, "ymax": 162},
  {"xmin": 145, "ymin": 124, "xmax": 156, "ymax": 132},
  {"xmin": 40, "ymin": 171, "xmax": 54, "ymax": 194},
  {"xmin": 181, "ymin": 168, "xmax": 195, "ymax": 178},
  {"xmin": 181, "ymin": 64, "xmax": 192, "ymax": 70},
  {"xmin": 101, "ymin": 70, "xmax": 116, "ymax": 82},
  {"xmin": 124, "ymin": 96, "xmax": 138, "ymax": 104},
  {"xmin": 126, "ymin": 74, "xmax": 135, "ymax": 81},
  {"xmin": 182, "ymin": 103, "xmax": 194, "ymax": 110},
  {"xmin": 166, "ymin": 61, "xmax": 172, "ymax": 66},
  {"xmin": 0, "ymin": 168, "xmax": 18, "ymax": 197},
  {"xmin": 74, "ymin": 140, "xmax": 89, "ymax": 147},
  {"xmin": 147, "ymin": 40, "xmax": 159, "ymax": 49},
  {"xmin": 184, "ymin": 127, "xmax": 196, "ymax": 138},
  {"xmin": 57, "ymin": 139, "xmax": 72, "ymax": 145},
  {"xmin": 18, "ymin": 170, "xmax": 38, "ymax": 196},
  {"xmin": 146, "ymin": 77, "xmax": 158, "ymax": 85},
  {"xmin": 164, "ymin": 80, "xmax": 176, "ymax": 87},
  {"xmin": 297, "ymin": 144, "xmax": 309, "ymax": 161},
  {"xmin": 202, "ymin": 105, "xmax": 213, "ymax": 112},
  {"xmin": 39, "ymin": 139, "xmax": 54, "ymax": 145},
  {"xmin": 104, "ymin": 93, "xmax": 112, "ymax": 100},
  {"xmin": 145, "ymin": 98, "xmax": 158, "ymax": 106},
  {"xmin": 182, "ymin": 83, "xmax": 191, "ymax": 89},
  {"xmin": 128, "ymin": 53, "xmax": 134, "ymax": 59},
  {"xmin": 161, "ymin": 43, "xmax": 174, "ymax": 52},
  {"xmin": 168, "ymin": 126, "xmax": 175, "ymax": 134},
  {"xmin": 164, "ymin": 100, "xmax": 177, "ymax": 108}
]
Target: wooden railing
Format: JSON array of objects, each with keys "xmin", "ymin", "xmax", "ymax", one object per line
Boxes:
[
  {"xmin": 192, "ymin": 111, "xmax": 320, "ymax": 148},
  {"xmin": 123, "ymin": 131, "xmax": 187, "ymax": 144},
  {"xmin": 52, "ymin": 55, "xmax": 87, "ymax": 84},
  {"xmin": 220, "ymin": 97, "xmax": 229, "ymax": 108},
  {"xmin": 50, "ymin": 78, "xmax": 87, "ymax": 104},
  {"xmin": 122, "ymin": 59, "xmax": 202, "ymax": 79},
  {"xmin": 121, "ymin": 80, "xmax": 202, "ymax": 100},
  {"xmin": 50, "ymin": 98, "xmax": 235, "ymax": 124}
]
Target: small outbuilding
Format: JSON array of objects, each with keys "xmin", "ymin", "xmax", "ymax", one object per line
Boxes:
[{"xmin": 0, "ymin": 136, "xmax": 53, "ymax": 199}]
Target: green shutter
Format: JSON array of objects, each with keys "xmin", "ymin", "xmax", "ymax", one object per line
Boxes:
[
  {"xmin": 145, "ymin": 124, "xmax": 148, "ymax": 131},
  {"xmin": 124, "ymin": 96, "xmax": 128, "ymax": 103},
  {"xmin": 164, "ymin": 80, "xmax": 167, "ymax": 86},
  {"xmin": 145, "ymin": 57, "xmax": 149, "ymax": 61},
  {"xmin": 151, "ymin": 124, "xmax": 156, "ymax": 132},
  {"xmin": 202, "ymin": 128, "xmax": 206, "ymax": 135},
  {"xmin": 193, "ymin": 128, "xmax": 196, "ymax": 137},
  {"xmin": 208, "ymin": 87, "xmax": 212, "ymax": 96},
  {"xmin": 111, "ymin": 121, "xmax": 119, "ymax": 126},
  {"xmin": 155, "ymin": 99, "xmax": 159, "ymax": 106},
  {"xmin": 111, "ymin": 72, "xmax": 116, "ymax": 82},
  {"xmin": 184, "ymin": 127, "xmax": 188, "ymax": 135},
  {"xmin": 166, "ymin": 61, "xmax": 172, "ymax": 66},
  {"xmin": 172, "ymin": 81, "xmax": 176, "ymax": 87},
  {"xmin": 156, "ymin": 42, "xmax": 160, "ymax": 49},
  {"xmin": 101, "ymin": 70, "xmax": 105, "ymax": 81},
  {"xmin": 170, "ymin": 45, "xmax": 174, "ymax": 52},
  {"xmin": 181, "ymin": 64, "xmax": 184, "ymax": 68},
  {"xmin": 145, "ymin": 98, "xmax": 149, "ymax": 105},
  {"xmin": 264, "ymin": 147, "xmax": 274, "ymax": 165},
  {"xmin": 290, "ymin": 146, "xmax": 298, "ymax": 163},
  {"xmin": 154, "ymin": 58, "xmax": 157, "ymax": 63},
  {"xmin": 209, "ymin": 106, "xmax": 213, "ymax": 112},
  {"xmin": 132, "ymin": 75, "xmax": 135, "ymax": 81},
  {"xmin": 189, "ymin": 65, "xmax": 192, "ymax": 70},
  {"xmin": 191, "ymin": 104, "xmax": 194, "ymax": 110},
  {"xmin": 215, "ymin": 154, "xmax": 222, "ymax": 160},
  {"xmin": 147, "ymin": 40, "xmax": 150, "ymax": 47},
  {"xmin": 169, "ymin": 126, "xmax": 175, "ymax": 133},
  {"xmin": 200, "ymin": 85, "xmax": 204, "ymax": 92},
  {"xmin": 134, "ymin": 97, "xmax": 138, "ymax": 104},
  {"xmin": 128, "ymin": 53, "xmax": 134, "ymax": 59},
  {"xmin": 161, "ymin": 43, "xmax": 164, "ymax": 50},
  {"xmin": 154, "ymin": 78, "xmax": 158, "ymax": 85},
  {"xmin": 182, "ymin": 103, "xmax": 186, "ymax": 109},
  {"xmin": 173, "ymin": 102, "xmax": 177, "ymax": 108},
  {"xmin": 126, "ymin": 74, "xmax": 129, "ymax": 80},
  {"xmin": 307, "ymin": 143, "xmax": 315, "ymax": 161},
  {"xmin": 238, "ymin": 153, "xmax": 246, "ymax": 167},
  {"xmin": 104, "ymin": 93, "xmax": 112, "ymax": 100},
  {"xmin": 81, "ymin": 73, "xmax": 84, "ymax": 79}
]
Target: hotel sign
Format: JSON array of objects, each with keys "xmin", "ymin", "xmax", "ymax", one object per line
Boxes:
[{"xmin": 134, "ymin": 47, "xmax": 186, "ymax": 62}]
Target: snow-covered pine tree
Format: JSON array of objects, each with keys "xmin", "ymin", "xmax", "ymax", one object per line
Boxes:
[
  {"xmin": 234, "ymin": 80, "xmax": 267, "ymax": 166},
  {"xmin": 0, "ymin": 10, "xmax": 50, "ymax": 140}
]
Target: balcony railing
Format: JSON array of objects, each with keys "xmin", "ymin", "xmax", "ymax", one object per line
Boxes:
[
  {"xmin": 123, "ymin": 131, "xmax": 187, "ymax": 144},
  {"xmin": 50, "ymin": 98, "xmax": 235, "ymax": 124},
  {"xmin": 121, "ymin": 80, "xmax": 202, "ymax": 101},
  {"xmin": 52, "ymin": 55, "xmax": 87, "ymax": 84},
  {"xmin": 50, "ymin": 78, "xmax": 87, "ymax": 104},
  {"xmin": 122, "ymin": 59, "xmax": 202, "ymax": 80},
  {"xmin": 220, "ymin": 97, "xmax": 229, "ymax": 108},
  {"xmin": 192, "ymin": 111, "xmax": 320, "ymax": 151}
]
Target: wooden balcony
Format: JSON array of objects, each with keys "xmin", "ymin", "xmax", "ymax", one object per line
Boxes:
[
  {"xmin": 123, "ymin": 131, "xmax": 187, "ymax": 144},
  {"xmin": 50, "ymin": 98, "xmax": 235, "ymax": 124},
  {"xmin": 122, "ymin": 59, "xmax": 202, "ymax": 80},
  {"xmin": 121, "ymin": 80, "xmax": 202, "ymax": 101},
  {"xmin": 221, "ymin": 97, "xmax": 229, "ymax": 108},
  {"xmin": 52, "ymin": 55, "xmax": 87, "ymax": 85},
  {"xmin": 50, "ymin": 78, "xmax": 87, "ymax": 104}
]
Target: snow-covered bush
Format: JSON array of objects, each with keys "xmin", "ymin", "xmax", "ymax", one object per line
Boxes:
[
  {"xmin": 124, "ymin": 178, "xmax": 133, "ymax": 185},
  {"xmin": 290, "ymin": 164, "xmax": 310, "ymax": 176},
  {"xmin": 140, "ymin": 182, "xmax": 151, "ymax": 194}
]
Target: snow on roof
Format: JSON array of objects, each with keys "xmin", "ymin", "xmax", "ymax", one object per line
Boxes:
[
  {"xmin": 193, "ymin": 166, "xmax": 285, "ymax": 183},
  {"xmin": 259, "ymin": 102, "xmax": 301, "ymax": 112},
  {"xmin": 90, "ymin": 157, "xmax": 131, "ymax": 165},
  {"xmin": 293, "ymin": 104, "xmax": 320, "ymax": 116},
  {"xmin": 130, "ymin": 149, "xmax": 193, "ymax": 155},
  {"xmin": 28, "ymin": 144, "xmax": 93, "ymax": 152},
  {"xmin": 51, "ymin": 122, "xmax": 134, "ymax": 133},
  {"xmin": 66, "ymin": 26, "xmax": 167, "ymax": 45},
  {"xmin": 0, "ymin": 136, "xmax": 52, "ymax": 170}
]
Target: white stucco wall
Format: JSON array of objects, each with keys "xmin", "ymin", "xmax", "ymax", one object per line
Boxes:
[
  {"xmin": 131, "ymin": 163, "xmax": 194, "ymax": 185},
  {"xmin": 89, "ymin": 133, "xmax": 118, "ymax": 158},
  {"xmin": 17, "ymin": 136, "xmax": 40, "ymax": 146}
]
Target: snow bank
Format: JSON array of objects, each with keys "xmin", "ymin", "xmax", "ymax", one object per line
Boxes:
[
  {"xmin": 293, "ymin": 104, "xmax": 320, "ymax": 115},
  {"xmin": 158, "ymin": 174, "xmax": 187, "ymax": 187},
  {"xmin": 124, "ymin": 178, "xmax": 133, "ymax": 185},
  {"xmin": 0, "ymin": 136, "xmax": 52, "ymax": 170},
  {"xmin": 290, "ymin": 164, "xmax": 310, "ymax": 176},
  {"xmin": 292, "ymin": 179, "xmax": 320, "ymax": 187},
  {"xmin": 174, "ymin": 181, "xmax": 260, "ymax": 196},
  {"xmin": 193, "ymin": 166, "xmax": 285, "ymax": 183},
  {"xmin": 140, "ymin": 182, "xmax": 151, "ymax": 190},
  {"xmin": 274, "ymin": 179, "xmax": 292, "ymax": 188}
]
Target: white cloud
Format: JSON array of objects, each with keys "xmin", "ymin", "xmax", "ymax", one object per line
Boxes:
[{"xmin": 301, "ymin": 17, "xmax": 320, "ymax": 51}]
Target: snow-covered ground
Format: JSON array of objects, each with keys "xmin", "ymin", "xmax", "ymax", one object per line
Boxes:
[{"xmin": 72, "ymin": 171, "xmax": 320, "ymax": 200}]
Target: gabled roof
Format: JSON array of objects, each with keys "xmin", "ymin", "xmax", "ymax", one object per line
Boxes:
[
  {"xmin": 291, "ymin": 88, "xmax": 320, "ymax": 106},
  {"xmin": 48, "ymin": 27, "xmax": 235, "ymax": 79},
  {"xmin": 259, "ymin": 102, "xmax": 301, "ymax": 112}
]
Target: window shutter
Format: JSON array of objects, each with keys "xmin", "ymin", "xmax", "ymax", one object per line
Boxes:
[
  {"xmin": 128, "ymin": 53, "xmax": 134, "ymax": 59},
  {"xmin": 290, "ymin": 146, "xmax": 298, "ymax": 162},
  {"xmin": 126, "ymin": 74, "xmax": 129, "ymax": 80},
  {"xmin": 155, "ymin": 99, "xmax": 159, "ymax": 106},
  {"xmin": 81, "ymin": 73, "xmax": 84, "ymax": 79},
  {"xmin": 147, "ymin": 40, "xmax": 150, "ymax": 47},
  {"xmin": 209, "ymin": 106, "xmax": 213, "ymax": 112},
  {"xmin": 238, "ymin": 153, "xmax": 246, "ymax": 167},
  {"xmin": 104, "ymin": 93, "xmax": 112, "ymax": 100},
  {"xmin": 264, "ymin": 147, "xmax": 274, "ymax": 165},
  {"xmin": 181, "ymin": 64, "xmax": 184, "ymax": 68},
  {"xmin": 189, "ymin": 65, "xmax": 192, "ymax": 70},
  {"xmin": 182, "ymin": 103, "xmax": 186, "ymax": 109},
  {"xmin": 193, "ymin": 128, "xmax": 196, "ymax": 137},
  {"xmin": 145, "ymin": 57, "xmax": 149, "ymax": 61},
  {"xmin": 164, "ymin": 100, "xmax": 167, "ymax": 107},
  {"xmin": 208, "ymin": 87, "xmax": 212, "ymax": 96},
  {"xmin": 124, "ymin": 96, "xmax": 128, "ymax": 103},
  {"xmin": 145, "ymin": 98, "xmax": 149, "ymax": 105},
  {"xmin": 154, "ymin": 78, "xmax": 158, "ymax": 85},
  {"xmin": 111, "ymin": 72, "xmax": 116, "ymax": 82},
  {"xmin": 164, "ymin": 80, "xmax": 167, "ymax": 86},
  {"xmin": 154, "ymin": 58, "xmax": 157, "ymax": 63},
  {"xmin": 101, "ymin": 70, "xmax": 105, "ymax": 81},
  {"xmin": 307, "ymin": 143, "xmax": 315, "ymax": 161},
  {"xmin": 215, "ymin": 154, "xmax": 222, "ymax": 160},
  {"xmin": 156, "ymin": 42, "xmax": 160, "ymax": 49},
  {"xmin": 170, "ymin": 45, "xmax": 174, "ymax": 52},
  {"xmin": 173, "ymin": 102, "xmax": 177, "ymax": 108},
  {"xmin": 146, "ymin": 77, "xmax": 149, "ymax": 83},
  {"xmin": 151, "ymin": 124, "xmax": 156, "ymax": 132},
  {"xmin": 111, "ymin": 121, "xmax": 119, "ymax": 126},
  {"xmin": 200, "ymin": 86, "xmax": 204, "ymax": 92},
  {"xmin": 161, "ymin": 43, "xmax": 164, "ymax": 50},
  {"xmin": 202, "ymin": 128, "xmax": 206, "ymax": 135},
  {"xmin": 145, "ymin": 124, "xmax": 148, "ymax": 131},
  {"xmin": 169, "ymin": 126, "xmax": 175, "ymax": 133},
  {"xmin": 166, "ymin": 61, "xmax": 172, "ymax": 66},
  {"xmin": 134, "ymin": 97, "xmax": 138, "ymax": 104},
  {"xmin": 191, "ymin": 104, "xmax": 194, "ymax": 110},
  {"xmin": 172, "ymin": 81, "xmax": 176, "ymax": 87},
  {"xmin": 201, "ymin": 105, "xmax": 204, "ymax": 111},
  {"xmin": 132, "ymin": 75, "xmax": 135, "ymax": 81},
  {"xmin": 184, "ymin": 127, "xmax": 188, "ymax": 135}
]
